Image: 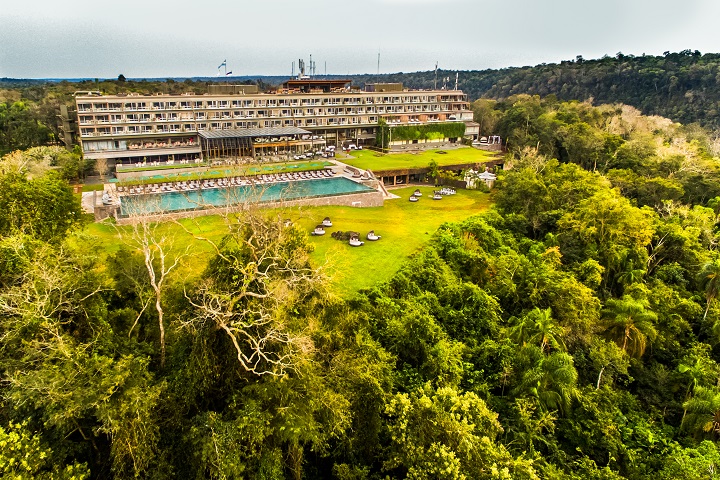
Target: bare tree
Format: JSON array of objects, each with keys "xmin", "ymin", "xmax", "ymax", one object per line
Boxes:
[
  {"xmin": 178, "ymin": 200, "xmax": 325, "ymax": 376},
  {"xmin": 95, "ymin": 158, "xmax": 109, "ymax": 181},
  {"xmin": 117, "ymin": 195, "xmax": 188, "ymax": 368}
]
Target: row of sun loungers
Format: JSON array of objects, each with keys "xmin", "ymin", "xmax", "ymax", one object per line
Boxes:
[{"xmin": 117, "ymin": 169, "xmax": 336, "ymax": 195}]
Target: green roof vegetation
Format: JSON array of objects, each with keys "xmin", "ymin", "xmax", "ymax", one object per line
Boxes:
[{"xmin": 340, "ymin": 147, "xmax": 497, "ymax": 172}]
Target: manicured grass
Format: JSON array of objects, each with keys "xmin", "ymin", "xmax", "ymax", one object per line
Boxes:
[
  {"xmin": 81, "ymin": 184, "xmax": 106, "ymax": 192},
  {"xmin": 341, "ymin": 147, "xmax": 498, "ymax": 171},
  {"xmin": 83, "ymin": 187, "xmax": 492, "ymax": 297},
  {"xmin": 301, "ymin": 186, "xmax": 491, "ymax": 294}
]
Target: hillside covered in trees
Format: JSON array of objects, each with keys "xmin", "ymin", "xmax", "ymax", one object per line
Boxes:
[
  {"xmin": 352, "ymin": 50, "xmax": 720, "ymax": 130},
  {"xmin": 3, "ymin": 92, "xmax": 720, "ymax": 478}
]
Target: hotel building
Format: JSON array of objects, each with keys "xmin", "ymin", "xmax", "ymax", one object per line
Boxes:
[{"xmin": 73, "ymin": 79, "xmax": 477, "ymax": 166}]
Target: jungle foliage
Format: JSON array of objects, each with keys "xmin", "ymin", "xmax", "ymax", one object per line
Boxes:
[{"xmin": 3, "ymin": 95, "xmax": 720, "ymax": 478}]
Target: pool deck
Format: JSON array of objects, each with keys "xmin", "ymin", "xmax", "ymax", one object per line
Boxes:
[{"xmin": 95, "ymin": 160, "xmax": 387, "ymax": 222}]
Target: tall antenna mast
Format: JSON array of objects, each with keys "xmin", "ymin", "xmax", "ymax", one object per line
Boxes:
[
  {"xmin": 377, "ymin": 51, "xmax": 380, "ymax": 76},
  {"xmin": 309, "ymin": 54, "xmax": 314, "ymax": 78},
  {"xmin": 455, "ymin": 72, "xmax": 459, "ymax": 91},
  {"xmin": 292, "ymin": 61, "xmax": 294, "ymax": 78},
  {"xmin": 434, "ymin": 62, "xmax": 438, "ymax": 90},
  {"xmin": 325, "ymin": 61, "xmax": 327, "ymax": 76}
]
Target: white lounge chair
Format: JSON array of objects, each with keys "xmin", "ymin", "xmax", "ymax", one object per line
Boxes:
[{"xmin": 349, "ymin": 234, "xmax": 364, "ymax": 247}]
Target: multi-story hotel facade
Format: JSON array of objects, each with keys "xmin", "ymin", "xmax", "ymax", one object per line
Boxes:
[{"xmin": 73, "ymin": 80, "xmax": 477, "ymax": 165}]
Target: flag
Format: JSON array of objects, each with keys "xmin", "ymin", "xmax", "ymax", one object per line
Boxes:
[
  {"xmin": 225, "ymin": 71, "xmax": 233, "ymax": 76},
  {"xmin": 218, "ymin": 59, "xmax": 227, "ymax": 69}
]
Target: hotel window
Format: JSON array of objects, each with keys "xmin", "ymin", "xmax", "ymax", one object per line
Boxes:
[
  {"xmin": 222, "ymin": 122, "xmax": 232, "ymax": 129},
  {"xmin": 152, "ymin": 102, "xmax": 165, "ymax": 109},
  {"xmin": 183, "ymin": 124, "xmax": 194, "ymax": 131}
]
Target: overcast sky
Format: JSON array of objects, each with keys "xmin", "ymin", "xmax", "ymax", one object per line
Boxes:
[{"xmin": 2, "ymin": 0, "xmax": 719, "ymax": 78}]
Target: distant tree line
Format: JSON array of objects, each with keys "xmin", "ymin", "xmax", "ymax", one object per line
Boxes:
[{"xmin": 350, "ymin": 50, "xmax": 720, "ymax": 130}]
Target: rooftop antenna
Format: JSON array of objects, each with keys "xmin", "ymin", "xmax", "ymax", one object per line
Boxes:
[
  {"xmin": 325, "ymin": 61, "xmax": 327, "ymax": 76},
  {"xmin": 292, "ymin": 61, "xmax": 294, "ymax": 78},
  {"xmin": 455, "ymin": 72, "xmax": 459, "ymax": 91},
  {"xmin": 377, "ymin": 50, "xmax": 380, "ymax": 76},
  {"xmin": 434, "ymin": 62, "xmax": 438, "ymax": 90},
  {"xmin": 309, "ymin": 54, "xmax": 314, "ymax": 78}
]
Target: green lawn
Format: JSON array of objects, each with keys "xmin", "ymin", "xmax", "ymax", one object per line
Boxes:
[
  {"xmin": 84, "ymin": 186, "xmax": 492, "ymax": 297},
  {"xmin": 340, "ymin": 147, "xmax": 498, "ymax": 171}
]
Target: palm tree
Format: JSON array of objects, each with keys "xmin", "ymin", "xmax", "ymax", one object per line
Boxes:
[
  {"xmin": 513, "ymin": 346, "xmax": 578, "ymax": 414},
  {"xmin": 509, "ymin": 307, "xmax": 566, "ymax": 354},
  {"xmin": 698, "ymin": 258, "xmax": 720, "ymax": 322},
  {"xmin": 602, "ymin": 296, "xmax": 658, "ymax": 358},
  {"xmin": 678, "ymin": 355, "xmax": 719, "ymax": 422},
  {"xmin": 682, "ymin": 385, "xmax": 720, "ymax": 438}
]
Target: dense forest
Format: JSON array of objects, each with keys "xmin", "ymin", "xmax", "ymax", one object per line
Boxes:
[
  {"xmin": 354, "ymin": 50, "xmax": 720, "ymax": 131},
  {"xmin": 3, "ymin": 89, "xmax": 720, "ymax": 478}
]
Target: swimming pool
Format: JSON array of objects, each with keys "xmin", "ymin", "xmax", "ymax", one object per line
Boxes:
[{"xmin": 119, "ymin": 177, "xmax": 374, "ymax": 216}]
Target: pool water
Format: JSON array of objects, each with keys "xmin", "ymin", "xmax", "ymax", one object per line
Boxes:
[{"xmin": 120, "ymin": 177, "xmax": 374, "ymax": 216}]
